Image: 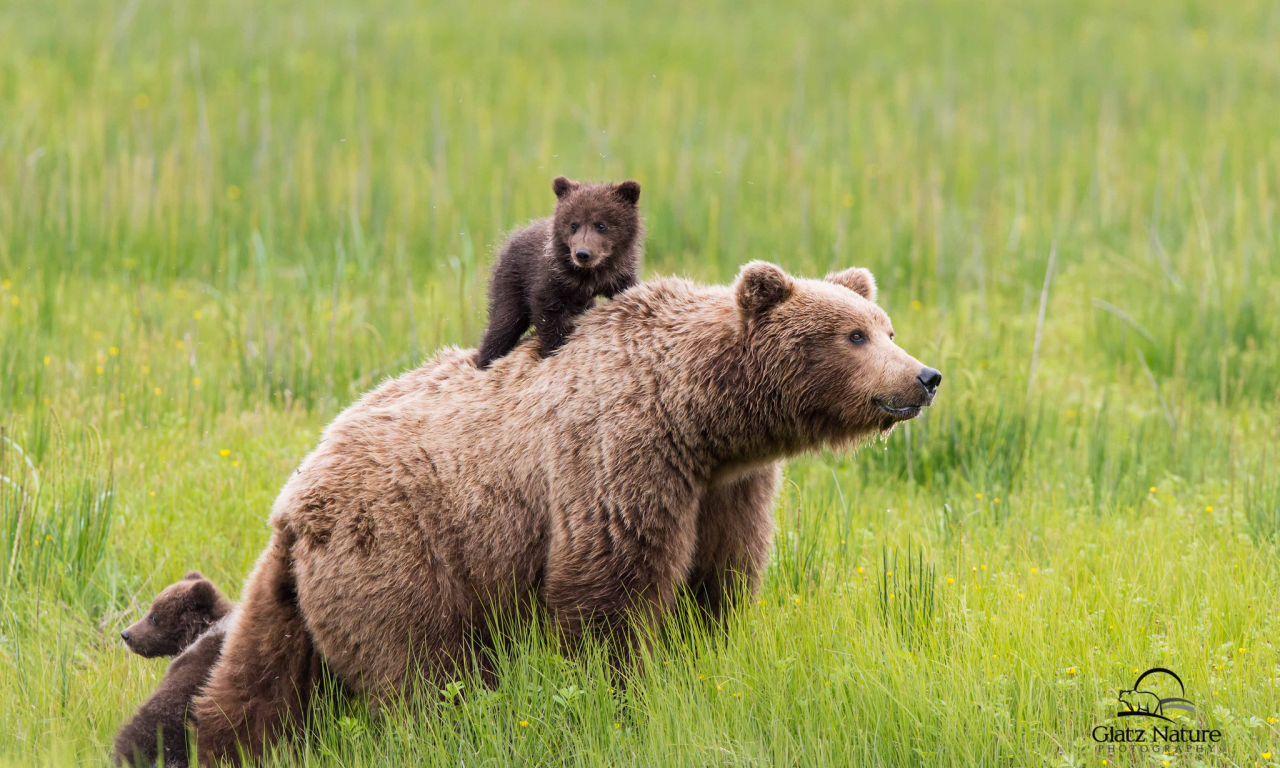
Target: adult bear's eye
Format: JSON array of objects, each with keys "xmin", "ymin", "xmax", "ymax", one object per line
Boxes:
[
  {"xmin": 595, "ymin": 222, "xmax": 607, "ymax": 232},
  {"xmin": 850, "ymin": 330, "xmax": 866, "ymax": 345},
  {"xmin": 569, "ymin": 222, "xmax": 579, "ymax": 233}
]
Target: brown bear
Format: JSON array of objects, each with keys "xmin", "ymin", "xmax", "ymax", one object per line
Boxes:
[
  {"xmin": 193, "ymin": 261, "xmax": 940, "ymax": 764},
  {"xmin": 116, "ymin": 572, "xmax": 234, "ymax": 767},
  {"xmin": 474, "ymin": 176, "xmax": 643, "ymax": 368}
]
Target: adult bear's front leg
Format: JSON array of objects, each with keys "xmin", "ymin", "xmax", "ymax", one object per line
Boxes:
[
  {"xmin": 540, "ymin": 486, "xmax": 699, "ymax": 674},
  {"xmin": 685, "ymin": 464, "xmax": 781, "ymax": 625}
]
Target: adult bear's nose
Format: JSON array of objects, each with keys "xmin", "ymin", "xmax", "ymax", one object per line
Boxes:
[
  {"xmin": 917, "ymin": 367, "xmax": 942, "ymax": 395},
  {"xmin": 120, "ymin": 629, "xmax": 131, "ymax": 642},
  {"xmin": 573, "ymin": 249, "xmax": 591, "ymax": 265}
]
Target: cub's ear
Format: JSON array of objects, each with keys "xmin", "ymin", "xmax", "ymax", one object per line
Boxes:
[
  {"xmin": 614, "ymin": 180, "xmax": 641, "ymax": 206},
  {"xmin": 735, "ymin": 261, "xmax": 794, "ymax": 316},
  {"xmin": 552, "ymin": 176, "xmax": 579, "ymax": 199},
  {"xmin": 825, "ymin": 267, "xmax": 877, "ymax": 303},
  {"xmin": 187, "ymin": 578, "xmax": 217, "ymax": 608},
  {"xmin": 183, "ymin": 570, "xmax": 205, "ymax": 581}
]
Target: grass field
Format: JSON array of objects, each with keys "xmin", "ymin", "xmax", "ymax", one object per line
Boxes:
[{"xmin": 3, "ymin": 0, "xmax": 1280, "ymax": 765}]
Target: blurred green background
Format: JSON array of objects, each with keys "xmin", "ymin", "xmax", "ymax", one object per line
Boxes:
[{"xmin": 2, "ymin": 0, "xmax": 1278, "ymax": 765}]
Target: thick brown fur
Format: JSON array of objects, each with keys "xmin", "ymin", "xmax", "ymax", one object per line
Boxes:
[
  {"xmin": 474, "ymin": 176, "xmax": 644, "ymax": 367},
  {"xmin": 192, "ymin": 529, "xmax": 325, "ymax": 764},
  {"xmin": 115, "ymin": 573, "xmax": 234, "ymax": 766},
  {"xmin": 194, "ymin": 262, "xmax": 940, "ymax": 765}
]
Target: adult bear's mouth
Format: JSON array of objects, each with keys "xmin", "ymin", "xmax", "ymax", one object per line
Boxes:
[{"xmin": 874, "ymin": 399, "xmax": 924, "ymax": 421}]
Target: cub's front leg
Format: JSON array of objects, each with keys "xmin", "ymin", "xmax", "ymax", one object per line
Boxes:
[
  {"xmin": 685, "ymin": 464, "xmax": 781, "ymax": 624},
  {"xmin": 531, "ymin": 289, "xmax": 594, "ymax": 357}
]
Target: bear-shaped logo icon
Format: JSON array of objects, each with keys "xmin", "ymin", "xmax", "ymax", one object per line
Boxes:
[
  {"xmin": 1118, "ymin": 688, "xmax": 1164, "ymax": 716},
  {"xmin": 1115, "ymin": 668, "xmax": 1195, "ymax": 723}
]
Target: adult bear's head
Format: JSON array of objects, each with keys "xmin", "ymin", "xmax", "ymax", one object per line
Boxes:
[{"xmin": 732, "ymin": 261, "xmax": 941, "ymax": 447}]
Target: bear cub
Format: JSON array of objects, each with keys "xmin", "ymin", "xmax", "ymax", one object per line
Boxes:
[
  {"xmin": 475, "ymin": 176, "xmax": 644, "ymax": 368},
  {"xmin": 115, "ymin": 572, "xmax": 235, "ymax": 767}
]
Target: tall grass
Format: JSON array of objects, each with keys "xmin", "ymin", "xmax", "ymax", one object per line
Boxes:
[
  {"xmin": 2, "ymin": 0, "xmax": 1279, "ymax": 765},
  {"xmin": 1, "ymin": 419, "xmax": 114, "ymax": 610}
]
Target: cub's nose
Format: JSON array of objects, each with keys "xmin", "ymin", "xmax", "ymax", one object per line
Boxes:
[
  {"xmin": 573, "ymin": 249, "xmax": 591, "ymax": 265},
  {"xmin": 916, "ymin": 367, "xmax": 942, "ymax": 395},
  {"xmin": 120, "ymin": 629, "xmax": 131, "ymax": 642}
]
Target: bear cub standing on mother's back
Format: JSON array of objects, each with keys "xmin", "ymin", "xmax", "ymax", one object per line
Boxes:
[
  {"xmin": 475, "ymin": 176, "xmax": 643, "ymax": 368},
  {"xmin": 115, "ymin": 572, "xmax": 234, "ymax": 767}
]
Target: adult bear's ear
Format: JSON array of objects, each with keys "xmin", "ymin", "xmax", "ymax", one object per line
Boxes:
[
  {"xmin": 552, "ymin": 176, "xmax": 579, "ymax": 199},
  {"xmin": 735, "ymin": 261, "xmax": 794, "ymax": 316},
  {"xmin": 183, "ymin": 570, "xmax": 205, "ymax": 581},
  {"xmin": 825, "ymin": 267, "xmax": 877, "ymax": 303},
  {"xmin": 614, "ymin": 180, "xmax": 641, "ymax": 206}
]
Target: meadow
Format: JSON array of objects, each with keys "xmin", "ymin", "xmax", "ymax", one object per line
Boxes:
[{"xmin": 2, "ymin": 0, "xmax": 1279, "ymax": 764}]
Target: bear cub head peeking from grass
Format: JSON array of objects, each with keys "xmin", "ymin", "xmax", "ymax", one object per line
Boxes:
[{"xmin": 119, "ymin": 571, "xmax": 233, "ymax": 658}]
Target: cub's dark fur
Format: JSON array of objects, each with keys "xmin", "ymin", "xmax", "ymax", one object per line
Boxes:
[
  {"xmin": 115, "ymin": 572, "xmax": 234, "ymax": 767},
  {"xmin": 475, "ymin": 176, "xmax": 643, "ymax": 368}
]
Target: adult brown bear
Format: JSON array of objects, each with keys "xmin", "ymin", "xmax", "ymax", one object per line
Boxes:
[{"xmin": 193, "ymin": 261, "xmax": 940, "ymax": 763}]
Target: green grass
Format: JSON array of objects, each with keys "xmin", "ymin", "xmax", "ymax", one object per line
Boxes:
[{"xmin": 3, "ymin": 0, "xmax": 1280, "ymax": 764}]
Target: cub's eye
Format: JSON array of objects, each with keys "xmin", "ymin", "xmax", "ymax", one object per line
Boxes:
[
  {"xmin": 147, "ymin": 615, "xmax": 157, "ymax": 625},
  {"xmin": 889, "ymin": 331, "xmax": 896, "ymax": 341},
  {"xmin": 595, "ymin": 222, "xmax": 607, "ymax": 232},
  {"xmin": 849, "ymin": 330, "xmax": 867, "ymax": 345},
  {"xmin": 569, "ymin": 222, "xmax": 579, "ymax": 233}
]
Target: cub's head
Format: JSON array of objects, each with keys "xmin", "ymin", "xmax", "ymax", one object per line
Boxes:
[
  {"xmin": 550, "ymin": 176, "xmax": 643, "ymax": 270},
  {"xmin": 120, "ymin": 571, "xmax": 233, "ymax": 658},
  {"xmin": 733, "ymin": 261, "xmax": 941, "ymax": 446}
]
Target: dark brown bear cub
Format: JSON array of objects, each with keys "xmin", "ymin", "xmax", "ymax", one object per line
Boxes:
[
  {"xmin": 475, "ymin": 176, "xmax": 643, "ymax": 368},
  {"xmin": 115, "ymin": 572, "xmax": 234, "ymax": 767}
]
